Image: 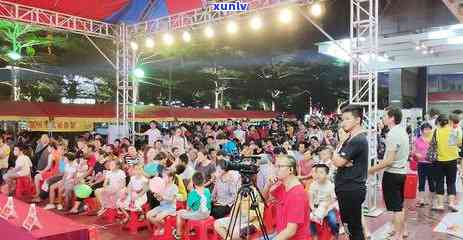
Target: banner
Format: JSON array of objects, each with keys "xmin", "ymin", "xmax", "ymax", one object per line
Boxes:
[{"xmin": 28, "ymin": 119, "xmax": 94, "ymax": 132}]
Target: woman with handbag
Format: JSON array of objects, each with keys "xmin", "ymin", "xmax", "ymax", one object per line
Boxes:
[
  {"xmin": 412, "ymin": 123, "xmax": 435, "ymax": 207},
  {"xmin": 434, "ymin": 114, "xmax": 462, "ymax": 212}
]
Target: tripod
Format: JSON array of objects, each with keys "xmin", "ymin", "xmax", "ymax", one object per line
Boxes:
[{"xmin": 225, "ymin": 175, "xmax": 270, "ymax": 240}]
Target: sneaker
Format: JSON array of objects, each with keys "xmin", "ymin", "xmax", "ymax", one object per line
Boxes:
[
  {"xmin": 56, "ymin": 204, "xmax": 64, "ymax": 211},
  {"xmin": 44, "ymin": 204, "xmax": 56, "ymax": 210}
]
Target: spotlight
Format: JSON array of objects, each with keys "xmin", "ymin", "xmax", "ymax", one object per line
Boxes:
[
  {"xmin": 422, "ymin": 49, "xmax": 428, "ymax": 55},
  {"xmin": 310, "ymin": 2, "xmax": 323, "ymax": 17},
  {"xmin": 130, "ymin": 41, "xmax": 138, "ymax": 51},
  {"xmin": 163, "ymin": 33, "xmax": 174, "ymax": 46},
  {"xmin": 227, "ymin": 21, "xmax": 238, "ymax": 34},
  {"xmin": 182, "ymin": 31, "xmax": 191, "ymax": 42},
  {"xmin": 250, "ymin": 16, "xmax": 263, "ymax": 30},
  {"xmin": 279, "ymin": 8, "xmax": 292, "ymax": 23},
  {"xmin": 205, "ymin": 26, "xmax": 214, "ymax": 38},
  {"xmin": 429, "ymin": 49, "xmax": 435, "ymax": 54},
  {"xmin": 7, "ymin": 51, "xmax": 21, "ymax": 61},
  {"xmin": 415, "ymin": 45, "xmax": 420, "ymax": 50},
  {"xmin": 134, "ymin": 68, "xmax": 145, "ymax": 78},
  {"xmin": 145, "ymin": 38, "xmax": 155, "ymax": 48}
]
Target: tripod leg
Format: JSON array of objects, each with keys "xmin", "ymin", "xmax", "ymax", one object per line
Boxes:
[
  {"xmin": 225, "ymin": 192, "xmax": 242, "ymax": 240},
  {"xmin": 249, "ymin": 190, "xmax": 270, "ymax": 240}
]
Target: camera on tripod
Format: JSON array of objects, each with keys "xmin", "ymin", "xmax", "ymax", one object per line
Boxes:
[{"xmin": 223, "ymin": 155, "xmax": 260, "ymax": 184}]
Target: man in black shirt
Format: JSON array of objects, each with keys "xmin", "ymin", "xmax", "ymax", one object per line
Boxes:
[{"xmin": 333, "ymin": 105, "xmax": 368, "ymax": 240}]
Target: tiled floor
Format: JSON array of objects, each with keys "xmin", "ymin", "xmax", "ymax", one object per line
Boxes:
[{"xmin": 36, "ymin": 190, "xmax": 462, "ymax": 240}]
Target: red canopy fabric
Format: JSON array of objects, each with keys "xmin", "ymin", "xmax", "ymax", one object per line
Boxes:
[
  {"xmin": 0, "ymin": 101, "xmax": 291, "ymax": 122},
  {"xmin": 4, "ymin": 0, "xmax": 130, "ymax": 20}
]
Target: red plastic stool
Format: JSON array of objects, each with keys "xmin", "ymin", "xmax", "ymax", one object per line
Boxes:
[
  {"xmin": 151, "ymin": 216, "xmax": 176, "ymax": 240},
  {"xmin": 102, "ymin": 208, "xmax": 121, "ymax": 222},
  {"xmin": 84, "ymin": 198, "xmax": 100, "ymax": 215},
  {"xmin": 184, "ymin": 216, "xmax": 218, "ymax": 240},
  {"xmin": 15, "ymin": 176, "xmax": 35, "ymax": 198},
  {"xmin": 404, "ymin": 173, "xmax": 418, "ymax": 199},
  {"xmin": 314, "ymin": 221, "xmax": 332, "ymax": 240},
  {"xmin": 176, "ymin": 201, "xmax": 186, "ymax": 210},
  {"xmin": 123, "ymin": 211, "xmax": 148, "ymax": 234}
]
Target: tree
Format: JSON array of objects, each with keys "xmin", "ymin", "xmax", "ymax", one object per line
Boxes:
[{"xmin": 0, "ymin": 20, "xmax": 65, "ymax": 100}]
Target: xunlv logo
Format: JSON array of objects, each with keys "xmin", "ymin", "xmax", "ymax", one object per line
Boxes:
[{"xmin": 210, "ymin": 1, "xmax": 249, "ymax": 12}]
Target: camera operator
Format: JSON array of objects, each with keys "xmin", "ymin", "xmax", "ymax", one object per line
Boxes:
[
  {"xmin": 211, "ymin": 158, "xmax": 241, "ymax": 219},
  {"xmin": 262, "ymin": 154, "xmax": 310, "ymax": 240}
]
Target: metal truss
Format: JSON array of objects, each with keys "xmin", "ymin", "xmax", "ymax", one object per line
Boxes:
[
  {"xmin": 350, "ymin": 0, "xmax": 382, "ymax": 216},
  {"xmin": 0, "ymin": 0, "xmax": 115, "ymax": 39},
  {"xmin": 116, "ymin": 24, "xmax": 136, "ymax": 141},
  {"xmin": 127, "ymin": 0, "xmax": 310, "ymax": 37}
]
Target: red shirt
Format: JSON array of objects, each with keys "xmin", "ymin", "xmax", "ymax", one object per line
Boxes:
[
  {"xmin": 271, "ymin": 183, "xmax": 310, "ymax": 240},
  {"xmin": 87, "ymin": 154, "xmax": 97, "ymax": 169}
]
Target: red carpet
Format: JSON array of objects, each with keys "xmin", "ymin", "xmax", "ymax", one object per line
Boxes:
[{"xmin": 0, "ymin": 194, "xmax": 89, "ymax": 240}]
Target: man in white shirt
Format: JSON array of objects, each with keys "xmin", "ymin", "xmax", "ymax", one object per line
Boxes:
[
  {"xmin": 137, "ymin": 121, "xmax": 161, "ymax": 146},
  {"xmin": 233, "ymin": 125, "xmax": 246, "ymax": 144}
]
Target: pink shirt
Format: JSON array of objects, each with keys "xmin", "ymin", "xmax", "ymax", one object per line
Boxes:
[
  {"xmin": 298, "ymin": 159, "xmax": 312, "ymax": 177},
  {"xmin": 271, "ymin": 184, "xmax": 310, "ymax": 240},
  {"xmin": 413, "ymin": 137, "xmax": 430, "ymax": 163}
]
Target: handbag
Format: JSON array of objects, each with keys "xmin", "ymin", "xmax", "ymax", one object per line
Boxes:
[{"xmin": 425, "ymin": 130, "xmax": 438, "ymax": 163}]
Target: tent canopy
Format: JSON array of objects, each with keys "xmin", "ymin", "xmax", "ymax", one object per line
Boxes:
[
  {"xmin": 4, "ymin": 0, "xmax": 204, "ymax": 23},
  {"xmin": 0, "ymin": 101, "xmax": 291, "ymax": 122}
]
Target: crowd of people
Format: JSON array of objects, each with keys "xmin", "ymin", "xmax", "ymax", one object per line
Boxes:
[{"xmin": 0, "ymin": 105, "xmax": 461, "ymax": 240}]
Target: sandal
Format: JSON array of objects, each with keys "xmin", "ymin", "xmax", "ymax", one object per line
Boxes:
[{"xmin": 448, "ymin": 205, "xmax": 459, "ymax": 213}]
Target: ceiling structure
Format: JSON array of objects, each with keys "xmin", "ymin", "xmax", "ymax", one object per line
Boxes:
[{"xmin": 318, "ymin": 23, "xmax": 463, "ymax": 71}]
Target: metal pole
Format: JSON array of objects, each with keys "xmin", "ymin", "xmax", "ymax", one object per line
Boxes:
[{"xmin": 11, "ymin": 65, "xmax": 19, "ymax": 101}]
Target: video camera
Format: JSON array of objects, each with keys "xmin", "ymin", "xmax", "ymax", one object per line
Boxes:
[{"xmin": 223, "ymin": 155, "xmax": 261, "ymax": 185}]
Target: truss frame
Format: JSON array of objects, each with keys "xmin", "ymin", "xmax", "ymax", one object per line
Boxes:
[
  {"xmin": 350, "ymin": 0, "xmax": 382, "ymax": 216},
  {"xmin": 127, "ymin": 0, "xmax": 309, "ymax": 36},
  {"xmin": 0, "ymin": 0, "xmax": 115, "ymax": 39}
]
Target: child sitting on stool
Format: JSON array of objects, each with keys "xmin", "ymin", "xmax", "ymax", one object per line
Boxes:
[
  {"xmin": 309, "ymin": 164, "xmax": 339, "ymax": 240},
  {"xmin": 174, "ymin": 172, "xmax": 211, "ymax": 239}
]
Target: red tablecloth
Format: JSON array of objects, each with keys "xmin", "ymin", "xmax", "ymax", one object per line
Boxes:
[{"xmin": 0, "ymin": 194, "xmax": 89, "ymax": 240}]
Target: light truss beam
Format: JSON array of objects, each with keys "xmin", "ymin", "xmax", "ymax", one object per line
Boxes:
[
  {"xmin": 128, "ymin": 0, "xmax": 310, "ymax": 36},
  {"xmin": 350, "ymin": 0, "xmax": 382, "ymax": 217},
  {"xmin": 0, "ymin": 0, "xmax": 115, "ymax": 39}
]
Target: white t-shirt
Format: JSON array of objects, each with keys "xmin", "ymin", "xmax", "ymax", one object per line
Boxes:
[
  {"xmin": 64, "ymin": 161, "xmax": 78, "ymax": 181},
  {"xmin": 105, "ymin": 169, "xmax": 126, "ymax": 191},
  {"xmin": 234, "ymin": 129, "xmax": 246, "ymax": 144},
  {"xmin": 144, "ymin": 128, "xmax": 162, "ymax": 146},
  {"xmin": 129, "ymin": 175, "xmax": 148, "ymax": 192},
  {"xmin": 15, "ymin": 155, "xmax": 32, "ymax": 177}
]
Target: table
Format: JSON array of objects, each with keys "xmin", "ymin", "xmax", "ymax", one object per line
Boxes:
[{"xmin": 0, "ymin": 194, "xmax": 89, "ymax": 240}]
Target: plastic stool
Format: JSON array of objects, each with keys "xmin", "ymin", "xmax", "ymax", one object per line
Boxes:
[
  {"xmin": 184, "ymin": 216, "xmax": 218, "ymax": 240},
  {"xmin": 102, "ymin": 208, "xmax": 120, "ymax": 222},
  {"xmin": 314, "ymin": 221, "xmax": 332, "ymax": 240},
  {"xmin": 151, "ymin": 216, "xmax": 176, "ymax": 240},
  {"xmin": 84, "ymin": 198, "xmax": 100, "ymax": 215},
  {"xmin": 176, "ymin": 201, "xmax": 186, "ymax": 210},
  {"xmin": 123, "ymin": 211, "xmax": 148, "ymax": 234},
  {"xmin": 15, "ymin": 176, "xmax": 35, "ymax": 198},
  {"xmin": 404, "ymin": 173, "xmax": 418, "ymax": 199}
]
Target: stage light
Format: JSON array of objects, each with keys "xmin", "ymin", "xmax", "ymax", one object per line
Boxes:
[
  {"xmin": 182, "ymin": 31, "xmax": 191, "ymax": 42},
  {"xmin": 279, "ymin": 8, "xmax": 292, "ymax": 23},
  {"xmin": 7, "ymin": 51, "xmax": 21, "ymax": 61},
  {"xmin": 227, "ymin": 21, "xmax": 238, "ymax": 34},
  {"xmin": 310, "ymin": 2, "xmax": 323, "ymax": 17},
  {"xmin": 130, "ymin": 41, "xmax": 138, "ymax": 51},
  {"xmin": 145, "ymin": 38, "xmax": 155, "ymax": 48},
  {"xmin": 429, "ymin": 49, "xmax": 435, "ymax": 54},
  {"xmin": 205, "ymin": 26, "xmax": 214, "ymax": 38},
  {"xmin": 134, "ymin": 68, "xmax": 145, "ymax": 78},
  {"xmin": 422, "ymin": 49, "xmax": 428, "ymax": 55},
  {"xmin": 448, "ymin": 36, "xmax": 463, "ymax": 44},
  {"xmin": 163, "ymin": 33, "xmax": 174, "ymax": 46},
  {"xmin": 250, "ymin": 16, "xmax": 263, "ymax": 30},
  {"xmin": 415, "ymin": 45, "xmax": 420, "ymax": 50}
]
